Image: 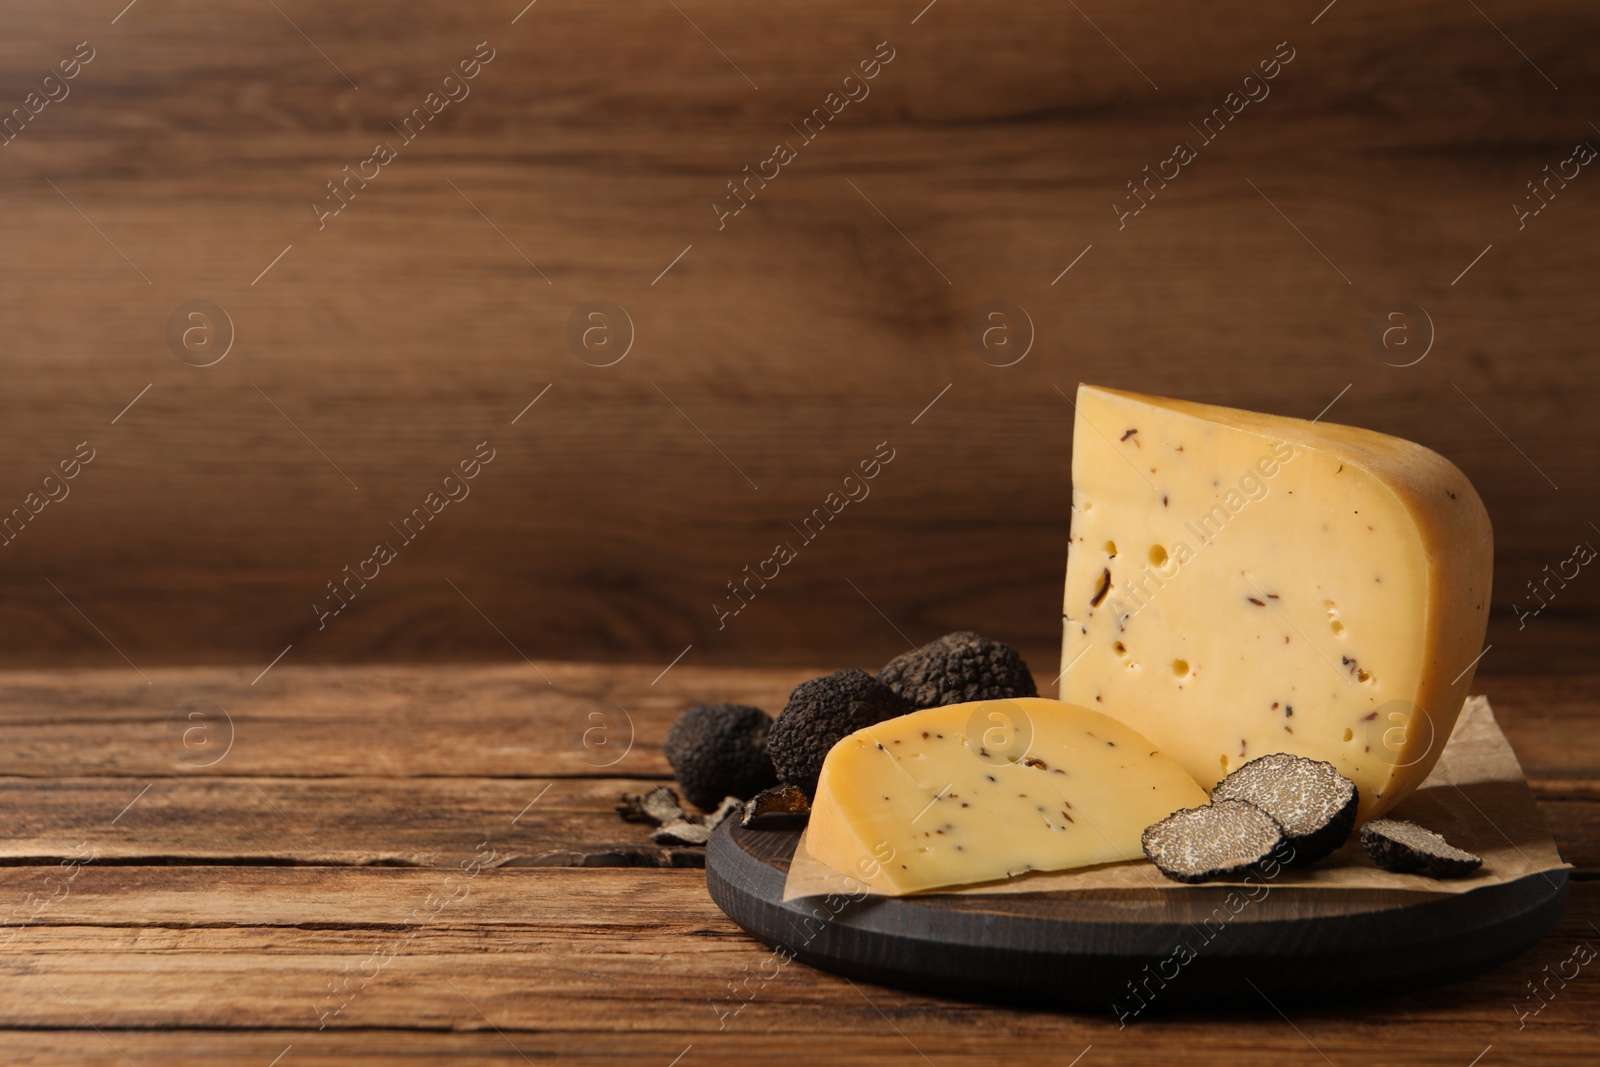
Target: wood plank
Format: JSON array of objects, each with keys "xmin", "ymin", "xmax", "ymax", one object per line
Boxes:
[
  {"xmin": 1481, "ymin": 674, "xmax": 1600, "ymax": 785},
  {"xmin": 0, "ymin": 1029, "xmax": 1593, "ymax": 1067},
  {"xmin": 0, "ymin": 665, "xmax": 1593, "ymax": 781},
  {"xmin": 0, "ymin": 775, "xmax": 708, "ymax": 867},
  {"xmin": 0, "ymin": 662, "xmax": 815, "ymax": 779},
  {"xmin": 0, "ymin": 776, "xmax": 1591, "ymax": 872},
  {"xmin": 0, "ymin": 867, "xmax": 1593, "ymax": 1053},
  {"xmin": 0, "ymin": 866, "xmax": 709, "ymax": 929},
  {"xmin": 0, "ymin": 1, "xmax": 1595, "ymax": 671},
  {"xmin": 0, "ymin": 665, "xmax": 1589, "ymax": 869},
  {"xmin": 1536, "ymin": 799, "xmax": 1600, "ymax": 874}
]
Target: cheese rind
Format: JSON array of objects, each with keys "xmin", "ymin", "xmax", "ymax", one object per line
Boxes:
[
  {"xmin": 806, "ymin": 698, "xmax": 1209, "ymax": 894},
  {"xmin": 1060, "ymin": 385, "xmax": 1492, "ymax": 821}
]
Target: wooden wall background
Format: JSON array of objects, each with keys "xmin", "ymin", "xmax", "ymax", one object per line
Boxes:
[{"xmin": 0, "ymin": 0, "xmax": 1596, "ymax": 677}]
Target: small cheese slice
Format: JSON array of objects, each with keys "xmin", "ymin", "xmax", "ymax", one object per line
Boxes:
[
  {"xmin": 1060, "ymin": 384, "xmax": 1492, "ymax": 821},
  {"xmin": 806, "ymin": 697, "xmax": 1208, "ymax": 894}
]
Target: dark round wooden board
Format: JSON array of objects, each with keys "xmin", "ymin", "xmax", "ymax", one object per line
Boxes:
[{"xmin": 706, "ymin": 820, "xmax": 1568, "ymax": 1013}]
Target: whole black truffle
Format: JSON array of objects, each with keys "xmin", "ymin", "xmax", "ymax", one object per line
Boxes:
[
  {"xmin": 1360, "ymin": 819, "xmax": 1483, "ymax": 878},
  {"xmin": 1142, "ymin": 800, "xmax": 1286, "ymax": 883},
  {"xmin": 1211, "ymin": 752, "xmax": 1359, "ymax": 866},
  {"xmin": 768, "ymin": 669, "xmax": 910, "ymax": 795},
  {"xmin": 875, "ymin": 631, "xmax": 1037, "ymax": 710},
  {"xmin": 663, "ymin": 703, "xmax": 778, "ymax": 812}
]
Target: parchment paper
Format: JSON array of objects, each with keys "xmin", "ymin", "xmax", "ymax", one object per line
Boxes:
[{"xmin": 782, "ymin": 696, "xmax": 1569, "ymax": 901}]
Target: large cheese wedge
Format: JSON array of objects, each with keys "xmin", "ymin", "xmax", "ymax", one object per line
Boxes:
[
  {"xmin": 1060, "ymin": 384, "xmax": 1492, "ymax": 820},
  {"xmin": 807, "ymin": 697, "xmax": 1208, "ymax": 894}
]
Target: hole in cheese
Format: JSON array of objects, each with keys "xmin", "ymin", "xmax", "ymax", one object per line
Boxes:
[{"xmin": 1172, "ymin": 659, "xmax": 1189, "ymax": 678}]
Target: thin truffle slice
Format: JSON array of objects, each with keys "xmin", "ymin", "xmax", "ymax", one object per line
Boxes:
[
  {"xmin": 651, "ymin": 797, "xmax": 743, "ymax": 846},
  {"xmin": 1360, "ymin": 819, "xmax": 1483, "ymax": 878},
  {"xmin": 1211, "ymin": 752, "xmax": 1358, "ymax": 866},
  {"xmin": 875, "ymin": 631, "xmax": 1038, "ymax": 710},
  {"xmin": 1142, "ymin": 799, "xmax": 1286, "ymax": 883},
  {"xmin": 741, "ymin": 783, "xmax": 811, "ymax": 829},
  {"xmin": 616, "ymin": 785, "xmax": 688, "ymax": 825}
]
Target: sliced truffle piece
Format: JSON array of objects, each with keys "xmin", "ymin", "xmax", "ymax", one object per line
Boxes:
[
  {"xmin": 768, "ymin": 669, "xmax": 910, "ymax": 796},
  {"xmin": 1142, "ymin": 799, "xmax": 1286, "ymax": 884},
  {"xmin": 663, "ymin": 703, "xmax": 779, "ymax": 812},
  {"xmin": 875, "ymin": 631, "xmax": 1038, "ymax": 710},
  {"xmin": 701, "ymin": 796, "xmax": 744, "ymax": 832},
  {"xmin": 651, "ymin": 819, "xmax": 712, "ymax": 846},
  {"xmin": 1210, "ymin": 752, "xmax": 1358, "ymax": 866},
  {"xmin": 651, "ymin": 796, "xmax": 745, "ymax": 846},
  {"xmin": 741, "ymin": 783, "xmax": 811, "ymax": 829},
  {"xmin": 1360, "ymin": 819, "xmax": 1483, "ymax": 878},
  {"xmin": 616, "ymin": 784, "xmax": 688, "ymax": 826}
]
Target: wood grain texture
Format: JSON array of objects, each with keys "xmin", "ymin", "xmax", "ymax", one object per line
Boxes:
[
  {"xmin": 0, "ymin": 776, "xmax": 1593, "ymax": 871},
  {"xmin": 0, "ymin": 666, "xmax": 1592, "ymax": 865},
  {"xmin": 0, "ymin": 775, "xmax": 718, "ymax": 868},
  {"xmin": 0, "ymin": 873, "xmax": 1593, "ymax": 1054},
  {"xmin": 0, "ymin": 1, "xmax": 1596, "ymax": 671},
  {"xmin": 0, "ymin": 662, "xmax": 1592, "ymax": 1064},
  {"xmin": 2, "ymin": 774, "xmax": 1593, "ymax": 871},
  {"xmin": 0, "ymin": 1030, "xmax": 1595, "ymax": 1067},
  {"xmin": 0, "ymin": 664, "xmax": 1593, "ymax": 778}
]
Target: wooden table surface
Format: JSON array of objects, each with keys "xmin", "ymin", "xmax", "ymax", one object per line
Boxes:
[
  {"xmin": 4, "ymin": 3, "xmax": 1596, "ymax": 1062},
  {"xmin": 1, "ymin": 663, "xmax": 1595, "ymax": 1065}
]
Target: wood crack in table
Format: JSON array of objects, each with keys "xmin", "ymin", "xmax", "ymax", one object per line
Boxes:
[{"xmin": 1, "ymin": 664, "xmax": 1595, "ymax": 1065}]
